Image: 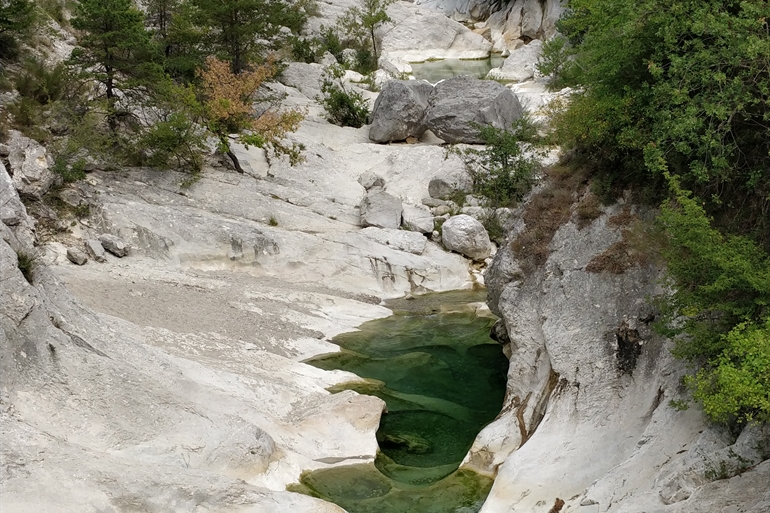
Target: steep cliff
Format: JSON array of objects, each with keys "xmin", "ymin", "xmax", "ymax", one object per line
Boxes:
[{"xmin": 472, "ymin": 198, "xmax": 770, "ymax": 512}]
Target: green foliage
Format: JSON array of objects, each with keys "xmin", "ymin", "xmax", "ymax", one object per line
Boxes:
[
  {"xmin": 52, "ymin": 157, "xmax": 87, "ymax": 183},
  {"xmin": 191, "ymin": 0, "xmax": 305, "ymax": 73},
  {"xmin": 657, "ymin": 175, "xmax": 770, "ymax": 424},
  {"xmin": 317, "ymin": 64, "xmax": 370, "ymax": 128},
  {"xmin": 139, "ymin": 81, "xmax": 207, "ymax": 172},
  {"xmin": 690, "ymin": 319, "xmax": 770, "ymax": 424},
  {"xmin": 70, "ymin": 0, "xmax": 160, "ymax": 130},
  {"xmin": 447, "ymin": 118, "xmax": 543, "ymax": 209},
  {"xmin": 14, "ymin": 57, "xmax": 68, "ymax": 105},
  {"xmin": 0, "ymin": 0, "xmax": 35, "ymax": 58},
  {"xmin": 535, "ymin": 34, "xmax": 573, "ymax": 90},
  {"xmin": 554, "ymin": 0, "xmax": 770, "ymax": 242},
  {"xmin": 337, "ymin": 0, "xmax": 394, "ymax": 59}
]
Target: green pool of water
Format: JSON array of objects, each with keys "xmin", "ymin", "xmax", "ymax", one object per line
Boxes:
[
  {"xmin": 410, "ymin": 55, "xmax": 506, "ymax": 83},
  {"xmin": 293, "ymin": 291, "xmax": 509, "ymax": 512}
]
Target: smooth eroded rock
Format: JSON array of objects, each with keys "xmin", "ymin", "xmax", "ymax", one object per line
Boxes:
[
  {"xmin": 369, "ymin": 80, "xmax": 434, "ymax": 143},
  {"xmin": 428, "ymin": 168, "xmax": 473, "ymax": 199},
  {"xmin": 85, "ymin": 239, "xmax": 107, "ymax": 262},
  {"xmin": 360, "ymin": 190, "xmax": 403, "ymax": 229},
  {"xmin": 5, "ymin": 130, "xmax": 56, "ymax": 200},
  {"xmin": 486, "ymin": 40, "xmax": 543, "ymax": 82},
  {"xmin": 361, "ymin": 226, "xmax": 427, "ymax": 255},
  {"xmin": 402, "ymin": 204, "xmax": 435, "ymax": 234},
  {"xmin": 66, "ymin": 247, "xmax": 88, "ymax": 265},
  {"xmin": 424, "ymin": 76, "xmax": 523, "ymax": 143},
  {"xmin": 441, "ymin": 214, "xmax": 492, "ymax": 260},
  {"xmin": 99, "ymin": 234, "xmax": 129, "ymax": 257}
]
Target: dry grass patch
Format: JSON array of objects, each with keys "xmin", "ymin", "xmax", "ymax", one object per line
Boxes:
[
  {"xmin": 586, "ymin": 214, "xmax": 664, "ymax": 274},
  {"xmin": 511, "ymin": 163, "xmax": 591, "ymax": 271}
]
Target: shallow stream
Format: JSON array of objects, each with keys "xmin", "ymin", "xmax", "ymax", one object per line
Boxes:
[{"xmin": 290, "ymin": 291, "xmax": 509, "ymax": 513}]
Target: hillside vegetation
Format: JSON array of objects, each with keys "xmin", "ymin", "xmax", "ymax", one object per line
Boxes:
[{"xmin": 549, "ymin": 0, "xmax": 769, "ymax": 424}]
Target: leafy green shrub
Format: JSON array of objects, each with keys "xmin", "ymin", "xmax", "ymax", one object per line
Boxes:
[
  {"xmin": 140, "ymin": 112, "xmax": 207, "ymax": 172},
  {"xmin": 0, "ymin": 0, "xmax": 36, "ymax": 59},
  {"xmin": 447, "ymin": 118, "xmax": 543, "ymax": 209},
  {"xmin": 52, "ymin": 157, "xmax": 87, "ymax": 183},
  {"xmin": 14, "ymin": 58, "xmax": 68, "ymax": 105},
  {"xmin": 535, "ymin": 34, "xmax": 572, "ymax": 90},
  {"xmin": 656, "ymin": 175, "xmax": 770, "ymax": 424},
  {"xmin": 290, "ymin": 36, "xmax": 316, "ymax": 63},
  {"xmin": 317, "ymin": 64, "xmax": 370, "ymax": 128}
]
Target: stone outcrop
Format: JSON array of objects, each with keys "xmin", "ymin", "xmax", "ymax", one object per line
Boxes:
[
  {"xmin": 369, "ymin": 80, "xmax": 434, "ymax": 143},
  {"xmin": 428, "ymin": 168, "xmax": 473, "ymax": 199},
  {"xmin": 380, "ymin": 4, "xmax": 492, "ymax": 62},
  {"xmin": 416, "ymin": 0, "xmax": 564, "ymax": 53},
  {"xmin": 424, "ymin": 76, "xmax": 524, "ymax": 143},
  {"xmin": 99, "ymin": 234, "xmax": 129, "ymax": 257},
  {"xmin": 2, "ymin": 129, "xmax": 57, "ymax": 200},
  {"xmin": 472, "ymin": 202, "xmax": 770, "ymax": 512},
  {"xmin": 361, "ymin": 226, "xmax": 427, "ymax": 255},
  {"xmin": 486, "ymin": 39, "xmax": 543, "ymax": 82},
  {"xmin": 84, "ymin": 239, "xmax": 107, "ymax": 262},
  {"xmin": 360, "ymin": 189, "xmax": 403, "ymax": 229},
  {"xmin": 402, "ymin": 204, "xmax": 435, "ymax": 234},
  {"xmin": 441, "ymin": 214, "xmax": 492, "ymax": 260},
  {"xmin": 66, "ymin": 247, "xmax": 88, "ymax": 265}
]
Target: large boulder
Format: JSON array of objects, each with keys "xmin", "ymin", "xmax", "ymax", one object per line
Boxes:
[
  {"xmin": 369, "ymin": 80, "xmax": 434, "ymax": 143},
  {"xmin": 3, "ymin": 130, "xmax": 56, "ymax": 200},
  {"xmin": 360, "ymin": 190, "xmax": 403, "ymax": 229},
  {"xmin": 424, "ymin": 76, "xmax": 523, "ymax": 143},
  {"xmin": 402, "ymin": 204, "xmax": 435, "ymax": 234},
  {"xmin": 99, "ymin": 234, "xmax": 129, "ymax": 257},
  {"xmin": 486, "ymin": 40, "xmax": 544, "ymax": 82},
  {"xmin": 441, "ymin": 214, "xmax": 492, "ymax": 261}
]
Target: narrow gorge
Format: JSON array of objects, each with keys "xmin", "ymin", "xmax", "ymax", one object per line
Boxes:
[{"xmin": 1, "ymin": 0, "xmax": 768, "ymax": 512}]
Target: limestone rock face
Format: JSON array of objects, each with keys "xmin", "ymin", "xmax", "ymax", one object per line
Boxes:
[
  {"xmin": 473, "ymin": 203, "xmax": 770, "ymax": 512},
  {"xmin": 369, "ymin": 80, "xmax": 434, "ymax": 143},
  {"xmin": 360, "ymin": 189, "xmax": 403, "ymax": 229},
  {"xmin": 428, "ymin": 168, "xmax": 473, "ymax": 199},
  {"xmin": 441, "ymin": 214, "xmax": 492, "ymax": 261},
  {"xmin": 424, "ymin": 77, "xmax": 524, "ymax": 143},
  {"xmin": 401, "ymin": 204, "xmax": 435, "ymax": 234},
  {"xmin": 361, "ymin": 226, "xmax": 427, "ymax": 255},
  {"xmin": 278, "ymin": 62, "xmax": 325, "ymax": 98},
  {"xmin": 380, "ymin": 6, "xmax": 492, "ymax": 62},
  {"xmin": 486, "ymin": 40, "xmax": 543, "ymax": 82},
  {"xmin": 3, "ymin": 130, "xmax": 56, "ymax": 200}
]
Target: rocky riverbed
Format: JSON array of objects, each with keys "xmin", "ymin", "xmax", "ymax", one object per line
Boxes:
[{"xmin": 2, "ymin": 0, "xmax": 769, "ymax": 512}]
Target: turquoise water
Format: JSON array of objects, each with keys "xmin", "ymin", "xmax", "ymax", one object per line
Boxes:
[{"xmin": 291, "ymin": 291, "xmax": 509, "ymax": 513}]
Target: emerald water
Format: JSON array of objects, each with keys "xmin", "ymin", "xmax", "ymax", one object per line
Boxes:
[
  {"xmin": 291, "ymin": 291, "xmax": 509, "ymax": 513},
  {"xmin": 410, "ymin": 55, "xmax": 506, "ymax": 84}
]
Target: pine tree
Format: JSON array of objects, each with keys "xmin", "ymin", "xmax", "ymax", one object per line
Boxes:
[
  {"xmin": 192, "ymin": 0, "xmax": 301, "ymax": 73},
  {"xmin": 70, "ymin": 0, "xmax": 157, "ymax": 130},
  {"xmin": 0, "ymin": 0, "xmax": 35, "ymax": 58}
]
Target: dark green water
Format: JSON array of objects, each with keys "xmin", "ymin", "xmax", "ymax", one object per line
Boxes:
[{"xmin": 291, "ymin": 292, "xmax": 509, "ymax": 513}]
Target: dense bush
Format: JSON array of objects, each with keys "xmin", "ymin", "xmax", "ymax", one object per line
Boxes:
[
  {"xmin": 448, "ymin": 118, "xmax": 542, "ymax": 209},
  {"xmin": 317, "ymin": 64, "xmax": 369, "ymax": 128}
]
